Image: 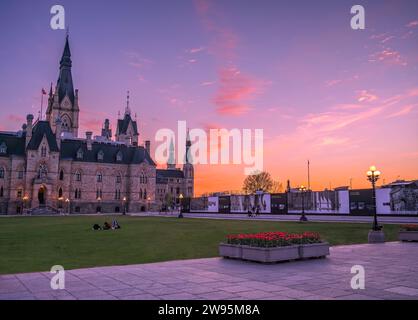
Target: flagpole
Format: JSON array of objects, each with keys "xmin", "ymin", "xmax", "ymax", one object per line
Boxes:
[{"xmin": 307, "ymin": 160, "xmax": 310, "ymax": 191}]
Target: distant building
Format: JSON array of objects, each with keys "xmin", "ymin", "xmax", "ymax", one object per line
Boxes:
[{"xmin": 0, "ymin": 36, "xmax": 193, "ymax": 215}]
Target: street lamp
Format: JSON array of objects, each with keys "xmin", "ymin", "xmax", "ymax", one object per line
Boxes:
[
  {"xmin": 122, "ymin": 196, "xmax": 127, "ymax": 215},
  {"xmin": 23, "ymin": 195, "xmax": 29, "ymax": 214},
  {"xmin": 367, "ymin": 165, "xmax": 382, "ymax": 231},
  {"xmin": 367, "ymin": 165, "xmax": 385, "ymax": 243},
  {"xmin": 298, "ymin": 185, "xmax": 308, "ymax": 222},
  {"xmin": 97, "ymin": 196, "xmax": 102, "ymax": 214},
  {"xmin": 65, "ymin": 198, "xmax": 70, "ymax": 215},
  {"xmin": 178, "ymin": 193, "xmax": 184, "ymax": 218}
]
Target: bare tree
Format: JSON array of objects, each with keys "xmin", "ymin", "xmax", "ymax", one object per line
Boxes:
[{"xmin": 243, "ymin": 171, "xmax": 275, "ymax": 194}]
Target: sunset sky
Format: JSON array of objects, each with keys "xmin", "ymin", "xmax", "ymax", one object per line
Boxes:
[{"xmin": 0, "ymin": 0, "xmax": 417, "ymax": 196}]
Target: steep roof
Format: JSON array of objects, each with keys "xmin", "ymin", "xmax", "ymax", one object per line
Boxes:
[
  {"xmin": 116, "ymin": 114, "xmax": 138, "ymax": 136},
  {"xmin": 57, "ymin": 35, "xmax": 75, "ymax": 104},
  {"xmin": 26, "ymin": 121, "xmax": 59, "ymax": 152},
  {"xmin": 0, "ymin": 132, "xmax": 25, "ymax": 157},
  {"xmin": 60, "ymin": 139, "xmax": 155, "ymax": 165}
]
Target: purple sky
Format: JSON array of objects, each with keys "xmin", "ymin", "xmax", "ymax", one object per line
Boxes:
[{"xmin": 0, "ymin": 0, "xmax": 417, "ymax": 194}]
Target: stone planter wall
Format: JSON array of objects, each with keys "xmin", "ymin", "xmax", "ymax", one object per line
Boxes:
[
  {"xmin": 299, "ymin": 242, "xmax": 330, "ymax": 259},
  {"xmin": 241, "ymin": 245, "xmax": 300, "ymax": 263},
  {"xmin": 399, "ymin": 231, "xmax": 418, "ymax": 242},
  {"xmin": 219, "ymin": 242, "xmax": 330, "ymax": 263},
  {"xmin": 218, "ymin": 243, "xmax": 242, "ymax": 259}
]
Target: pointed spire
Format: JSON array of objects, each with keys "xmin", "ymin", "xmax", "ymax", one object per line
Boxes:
[
  {"xmin": 185, "ymin": 128, "xmax": 192, "ymax": 164},
  {"xmin": 49, "ymin": 82, "xmax": 53, "ymax": 97},
  {"xmin": 60, "ymin": 34, "xmax": 72, "ymax": 67},
  {"xmin": 167, "ymin": 137, "xmax": 176, "ymax": 169},
  {"xmin": 125, "ymin": 91, "xmax": 131, "ymax": 116}
]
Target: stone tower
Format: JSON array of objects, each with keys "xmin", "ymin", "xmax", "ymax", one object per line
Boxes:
[
  {"xmin": 183, "ymin": 130, "xmax": 194, "ymax": 197},
  {"xmin": 46, "ymin": 35, "xmax": 80, "ymax": 137}
]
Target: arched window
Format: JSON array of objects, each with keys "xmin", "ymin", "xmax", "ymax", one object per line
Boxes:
[
  {"xmin": 0, "ymin": 186, "xmax": 3, "ymax": 197},
  {"xmin": 41, "ymin": 146, "xmax": 47, "ymax": 157},
  {"xmin": 0, "ymin": 167, "xmax": 5, "ymax": 179},
  {"xmin": 58, "ymin": 188, "xmax": 63, "ymax": 198},
  {"xmin": 143, "ymin": 189, "xmax": 147, "ymax": 200},
  {"xmin": 96, "ymin": 172, "xmax": 103, "ymax": 183},
  {"xmin": 75, "ymin": 171, "xmax": 81, "ymax": 182},
  {"xmin": 116, "ymin": 174, "xmax": 122, "ymax": 184},
  {"xmin": 139, "ymin": 189, "xmax": 143, "ymax": 199},
  {"xmin": 17, "ymin": 168, "xmax": 24, "ymax": 179},
  {"xmin": 74, "ymin": 189, "xmax": 78, "ymax": 199},
  {"xmin": 37, "ymin": 164, "xmax": 48, "ymax": 179},
  {"xmin": 78, "ymin": 189, "xmax": 82, "ymax": 199},
  {"xmin": 59, "ymin": 170, "xmax": 64, "ymax": 180}
]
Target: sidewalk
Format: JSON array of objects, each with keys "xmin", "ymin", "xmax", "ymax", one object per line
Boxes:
[{"xmin": 1, "ymin": 242, "xmax": 417, "ymax": 300}]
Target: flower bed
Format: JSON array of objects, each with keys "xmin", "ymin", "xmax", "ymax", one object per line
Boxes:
[
  {"xmin": 219, "ymin": 231, "xmax": 329, "ymax": 263},
  {"xmin": 399, "ymin": 224, "xmax": 418, "ymax": 242}
]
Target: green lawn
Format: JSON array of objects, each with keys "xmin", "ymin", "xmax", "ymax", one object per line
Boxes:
[{"xmin": 0, "ymin": 216, "xmax": 400, "ymax": 274}]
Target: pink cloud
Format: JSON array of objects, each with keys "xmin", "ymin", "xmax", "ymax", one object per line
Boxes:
[
  {"xmin": 406, "ymin": 20, "xmax": 418, "ymax": 28},
  {"xmin": 357, "ymin": 90, "xmax": 378, "ymax": 103},
  {"xmin": 213, "ymin": 67, "xmax": 260, "ymax": 116},
  {"xmin": 386, "ymin": 104, "xmax": 416, "ymax": 118},
  {"xmin": 369, "ymin": 48, "xmax": 407, "ymax": 66}
]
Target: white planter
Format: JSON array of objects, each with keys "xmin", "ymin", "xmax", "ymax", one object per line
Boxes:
[
  {"xmin": 219, "ymin": 243, "xmax": 242, "ymax": 259},
  {"xmin": 241, "ymin": 245, "xmax": 300, "ymax": 263},
  {"xmin": 399, "ymin": 231, "xmax": 418, "ymax": 242},
  {"xmin": 299, "ymin": 242, "xmax": 330, "ymax": 259}
]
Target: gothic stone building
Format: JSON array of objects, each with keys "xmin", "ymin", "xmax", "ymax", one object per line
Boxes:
[{"xmin": 0, "ymin": 36, "xmax": 194, "ymax": 215}]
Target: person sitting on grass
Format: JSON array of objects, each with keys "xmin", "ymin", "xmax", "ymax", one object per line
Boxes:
[
  {"xmin": 92, "ymin": 224, "xmax": 102, "ymax": 231},
  {"xmin": 112, "ymin": 219, "xmax": 121, "ymax": 230},
  {"xmin": 103, "ymin": 221, "xmax": 111, "ymax": 230}
]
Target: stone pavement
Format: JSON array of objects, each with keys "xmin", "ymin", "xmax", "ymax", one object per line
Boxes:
[{"xmin": 1, "ymin": 242, "xmax": 417, "ymax": 300}]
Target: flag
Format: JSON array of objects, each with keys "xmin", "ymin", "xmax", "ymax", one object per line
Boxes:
[{"xmin": 41, "ymin": 88, "xmax": 47, "ymax": 95}]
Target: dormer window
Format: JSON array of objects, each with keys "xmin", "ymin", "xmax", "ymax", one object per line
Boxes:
[
  {"xmin": 116, "ymin": 151, "xmax": 123, "ymax": 162},
  {"xmin": 77, "ymin": 148, "xmax": 83, "ymax": 160},
  {"xmin": 97, "ymin": 150, "xmax": 104, "ymax": 161},
  {"xmin": 0, "ymin": 142, "xmax": 7, "ymax": 154}
]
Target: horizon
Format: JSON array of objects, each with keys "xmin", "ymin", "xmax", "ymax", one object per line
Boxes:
[{"xmin": 0, "ymin": 0, "xmax": 417, "ymax": 196}]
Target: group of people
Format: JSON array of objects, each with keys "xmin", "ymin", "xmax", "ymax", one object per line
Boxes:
[{"xmin": 92, "ymin": 219, "xmax": 121, "ymax": 231}]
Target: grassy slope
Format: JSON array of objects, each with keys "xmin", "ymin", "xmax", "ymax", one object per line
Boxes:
[{"xmin": 0, "ymin": 216, "xmax": 400, "ymax": 274}]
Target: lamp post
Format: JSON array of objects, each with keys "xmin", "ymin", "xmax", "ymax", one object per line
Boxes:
[
  {"xmin": 367, "ymin": 165, "xmax": 385, "ymax": 243},
  {"xmin": 97, "ymin": 196, "xmax": 102, "ymax": 214},
  {"xmin": 122, "ymin": 197, "xmax": 127, "ymax": 215},
  {"xmin": 298, "ymin": 185, "xmax": 308, "ymax": 222},
  {"xmin": 58, "ymin": 196, "xmax": 64, "ymax": 215},
  {"xmin": 23, "ymin": 195, "xmax": 29, "ymax": 215},
  {"xmin": 178, "ymin": 193, "xmax": 184, "ymax": 218},
  {"xmin": 65, "ymin": 198, "xmax": 70, "ymax": 215},
  {"xmin": 367, "ymin": 166, "xmax": 381, "ymax": 231}
]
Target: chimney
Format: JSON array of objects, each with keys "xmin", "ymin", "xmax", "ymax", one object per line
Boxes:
[
  {"xmin": 25, "ymin": 114, "xmax": 34, "ymax": 148},
  {"xmin": 86, "ymin": 131, "xmax": 93, "ymax": 150},
  {"xmin": 145, "ymin": 140, "xmax": 150, "ymax": 154}
]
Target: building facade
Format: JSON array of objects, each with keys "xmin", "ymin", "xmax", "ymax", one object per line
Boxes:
[{"xmin": 0, "ymin": 36, "xmax": 193, "ymax": 215}]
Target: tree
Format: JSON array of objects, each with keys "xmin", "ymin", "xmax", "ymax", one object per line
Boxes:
[
  {"xmin": 243, "ymin": 171, "xmax": 275, "ymax": 194},
  {"xmin": 164, "ymin": 193, "xmax": 174, "ymax": 210}
]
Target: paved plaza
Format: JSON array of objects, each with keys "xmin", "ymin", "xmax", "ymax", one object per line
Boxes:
[{"xmin": 1, "ymin": 242, "xmax": 418, "ymax": 300}]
